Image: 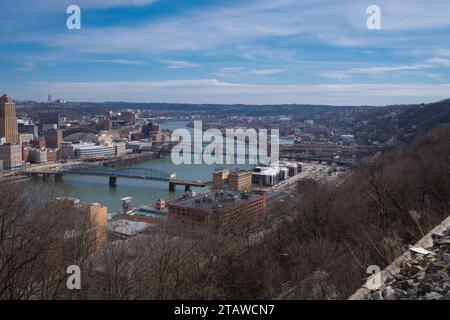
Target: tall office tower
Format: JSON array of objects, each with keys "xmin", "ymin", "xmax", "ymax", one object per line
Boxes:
[
  {"xmin": 119, "ymin": 111, "xmax": 136, "ymax": 124},
  {"xmin": 44, "ymin": 128, "xmax": 62, "ymax": 149},
  {"xmin": 151, "ymin": 123, "xmax": 162, "ymax": 143},
  {"xmin": 142, "ymin": 122, "xmax": 153, "ymax": 138},
  {"xmin": 102, "ymin": 118, "xmax": 113, "ymax": 130},
  {"xmin": 0, "ymin": 95, "xmax": 18, "ymax": 144},
  {"xmin": 48, "ymin": 94, "xmax": 52, "ymax": 103}
]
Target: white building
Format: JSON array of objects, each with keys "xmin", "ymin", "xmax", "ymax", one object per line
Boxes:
[
  {"xmin": 74, "ymin": 144, "xmax": 115, "ymax": 159},
  {"xmin": 113, "ymin": 142, "xmax": 126, "ymax": 156}
]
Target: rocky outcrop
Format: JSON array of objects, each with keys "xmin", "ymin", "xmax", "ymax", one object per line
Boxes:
[
  {"xmin": 349, "ymin": 216, "xmax": 450, "ymax": 300},
  {"xmin": 370, "ymin": 228, "xmax": 450, "ymax": 300}
]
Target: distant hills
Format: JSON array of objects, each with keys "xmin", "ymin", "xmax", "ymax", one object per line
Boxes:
[
  {"xmin": 397, "ymin": 99, "xmax": 450, "ymax": 142},
  {"xmin": 16, "ymin": 97, "xmax": 450, "ymax": 144}
]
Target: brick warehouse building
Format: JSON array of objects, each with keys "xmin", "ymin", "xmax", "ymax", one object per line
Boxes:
[{"xmin": 168, "ymin": 190, "xmax": 266, "ymax": 230}]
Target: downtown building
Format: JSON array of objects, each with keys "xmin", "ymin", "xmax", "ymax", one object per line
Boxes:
[
  {"xmin": 0, "ymin": 95, "xmax": 21, "ymax": 169},
  {"xmin": 119, "ymin": 111, "xmax": 136, "ymax": 125},
  {"xmin": 0, "ymin": 143, "xmax": 22, "ymax": 169},
  {"xmin": 44, "ymin": 128, "xmax": 62, "ymax": 149},
  {"xmin": 74, "ymin": 144, "xmax": 116, "ymax": 159},
  {"xmin": 142, "ymin": 122, "xmax": 162, "ymax": 144},
  {"xmin": 0, "ymin": 95, "xmax": 18, "ymax": 144},
  {"xmin": 61, "ymin": 142, "xmax": 115, "ymax": 159},
  {"xmin": 38, "ymin": 111, "xmax": 60, "ymax": 134}
]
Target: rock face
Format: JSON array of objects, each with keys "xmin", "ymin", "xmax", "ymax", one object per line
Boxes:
[{"xmin": 367, "ymin": 227, "xmax": 450, "ymax": 300}]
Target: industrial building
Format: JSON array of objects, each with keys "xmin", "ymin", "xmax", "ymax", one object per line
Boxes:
[{"xmin": 168, "ymin": 190, "xmax": 266, "ymax": 229}]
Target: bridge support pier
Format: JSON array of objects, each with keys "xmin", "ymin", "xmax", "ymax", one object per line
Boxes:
[
  {"xmin": 55, "ymin": 173, "xmax": 64, "ymax": 183},
  {"xmin": 185, "ymin": 185, "xmax": 191, "ymax": 192},
  {"xmin": 109, "ymin": 176, "xmax": 117, "ymax": 188},
  {"xmin": 169, "ymin": 182, "xmax": 175, "ymax": 192}
]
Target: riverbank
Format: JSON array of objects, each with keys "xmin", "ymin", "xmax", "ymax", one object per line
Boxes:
[{"xmin": 101, "ymin": 152, "xmax": 158, "ymax": 167}]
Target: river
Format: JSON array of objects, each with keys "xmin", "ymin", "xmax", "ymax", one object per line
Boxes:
[{"xmin": 32, "ymin": 121, "xmax": 258, "ymax": 212}]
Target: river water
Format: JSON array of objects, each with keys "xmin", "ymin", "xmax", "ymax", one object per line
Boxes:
[{"xmin": 32, "ymin": 121, "xmax": 257, "ymax": 212}]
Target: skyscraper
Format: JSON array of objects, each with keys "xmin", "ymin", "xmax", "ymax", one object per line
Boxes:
[
  {"xmin": 142, "ymin": 122, "xmax": 153, "ymax": 138},
  {"xmin": 0, "ymin": 95, "xmax": 18, "ymax": 144},
  {"xmin": 44, "ymin": 128, "xmax": 62, "ymax": 149},
  {"xmin": 119, "ymin": 111, "xmax": 135, "ymax": 124}
]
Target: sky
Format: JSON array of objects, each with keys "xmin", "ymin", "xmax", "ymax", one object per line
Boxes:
[{"xmin": 1, "ymin": 0, "xmax": 450, "ymax": 105}]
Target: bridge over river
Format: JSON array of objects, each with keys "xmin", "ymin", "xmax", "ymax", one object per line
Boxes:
[{"xmin": 22, "ymin": 165, "xmax": 208, "ymax": 192}]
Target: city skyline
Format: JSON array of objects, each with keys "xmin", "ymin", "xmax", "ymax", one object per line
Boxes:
[{"xmin": 1, "ymin": 0, "xmax": 450, "ymax": 105}]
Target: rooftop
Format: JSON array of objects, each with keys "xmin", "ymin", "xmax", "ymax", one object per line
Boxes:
[
  {"xmin": 108, "ymin": 219, "xmax": 155, "ymax": 237},
  {"xmin": 170, "ymin": 190, "xmax": 263, "ymax": 212}
]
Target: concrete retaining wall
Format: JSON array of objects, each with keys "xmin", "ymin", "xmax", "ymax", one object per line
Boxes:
[{"xmin": 349, "ymin": 215, "xmax": 450, "ymax": 300}]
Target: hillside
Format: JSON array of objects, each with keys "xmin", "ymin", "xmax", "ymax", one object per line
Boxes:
[
  {"xmin": 397, "ymin": 99, "xmax": 450, "ymax": 142},
  {"xmin": 269, "ymin": 122, "xmax": 450, "ymax": 299}
]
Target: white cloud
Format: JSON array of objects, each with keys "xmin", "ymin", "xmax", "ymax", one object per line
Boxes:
[
  {"xmin": 219, "ymin": 67, "xmax": 244, "ymax": 73},
  {"xmin": 15, "ymin": 63, "xmax": 35, "ymax": 72},
  {"xmin": 1, "ymin": 0, "xmax": 158, "ymax": 11},
  {"xmin": 320, "ymin": 63, "xmax": 433, "ymax": 80},
  {"xmin": 160, "ymin": 60, "xmax": 200, "ymax": 69},
  {"xmin": 218, "ymin": 67, "xmax": 283, "ymax": 77},
  {"xmin": 426, "ymin": 58, "xmax": 450, "ymax": 67},
  {"xmin": 4, "ymin": 0, "xmax": 450, "ymax": 69},
  {"xmin": 88, "ymin": 59, "xmax": 145, "ymax": 65},
  {"xmin": 250, "ymin": 69, "xmax": 284, "ymax": 75},
  {"xmin": 426, "ymin": 73, "xmax": 444, "ymax": 80},
  {"xmin": 320, "ymin": 72, "xmax": 349, "ymax": 81},
  {"xmin": 26, "ymin": 80, "xmax": 450, "ymax": 105},
  {"xmin": 349, "ymin": 64, "xmax": 432, "ymax": 74},
  {"xmin": 4, "ymin": 0, "xmax": 450, "ymax": 55}
]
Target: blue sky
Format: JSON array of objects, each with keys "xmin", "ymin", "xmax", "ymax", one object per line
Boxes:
[{"xmin": 1, "ymin": 0, "xmax": 450, "ymax": 105}]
